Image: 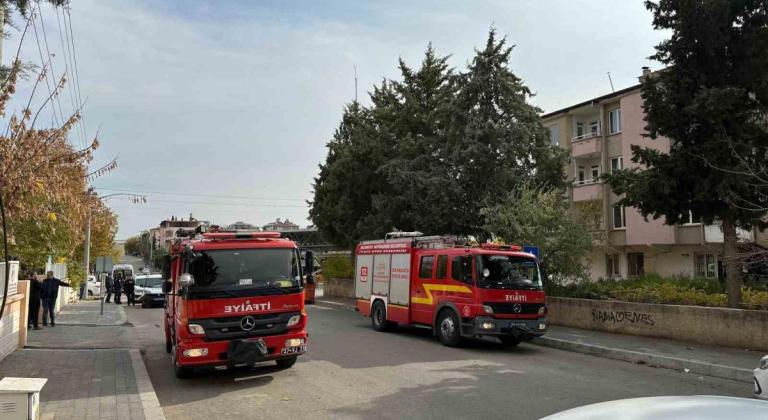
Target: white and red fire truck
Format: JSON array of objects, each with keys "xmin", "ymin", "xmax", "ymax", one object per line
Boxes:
[{"xmin": 355, "ymin": 233, "xmax": 546, "ymax": 347}]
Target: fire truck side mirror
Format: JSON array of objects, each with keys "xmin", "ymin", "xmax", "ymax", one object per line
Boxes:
[
  {"xmin": 162, "ymin": 280, "xmax": 172, "ymax": 294},
  {"xmin": 179, "ymin": 273, "xmax": 195, "ymax": 288},
  {"xmin": 304, "ymin": 251, "xmax": 315, "ymax": 284},
  {"xmin": 161, "ymin": 255, "xmax": 172, "ymax": 281}
]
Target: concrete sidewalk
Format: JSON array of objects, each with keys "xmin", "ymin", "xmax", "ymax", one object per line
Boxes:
[
  {"xmin": 0, "ymin": 301, "xmax": 164, "ymax": 420},
  {"xmin": 314, "ymin": 297, "xmax": 760, "ymax": 383}
]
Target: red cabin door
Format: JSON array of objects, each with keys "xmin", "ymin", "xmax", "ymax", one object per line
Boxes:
[{"xmin": 410, "ymin": 253, "xmax": 435, "ymax": 325}]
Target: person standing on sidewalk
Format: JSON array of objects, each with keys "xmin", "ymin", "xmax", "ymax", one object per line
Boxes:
[
  {"xmin": 124, "ymin": 276, "xmax": 136, "ymax": 306},
  {"xmin": 27, "ymin": 272, "xmax": 42, "ymax": 330},
  {"xmin": 114, "ymin": 273, "xmax": 123, "ymax": 304},
  {"xmin": 104, "ymin": 274, "xmax": 114, "ymax": 303},
  {"xmin": 40, "ymin": 271, "xmax": 71, "ymax": 327}
]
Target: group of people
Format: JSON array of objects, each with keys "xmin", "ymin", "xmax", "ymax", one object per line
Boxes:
[
  {"xmin": 104, "ymin": 272, "xmax": 137, "ymax": 306},
  {"xmin": 27, "ymin": 271, "xmax": 71, "ymax": 329}
]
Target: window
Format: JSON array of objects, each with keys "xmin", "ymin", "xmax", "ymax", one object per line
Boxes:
[
  {"xmin": 612, "ymin": 204, "xmax": 625, "ymax": 229},
  {"xmin": 576, "ymin": 122, "xmax": 584, "ymax": 137},
  {"xmin": 606, "ymin": 254, "xmax": 620, "ymax": 278},
  {"xmin": 683, "ymin": 210, "xmax": 701, "ymax": 225},
  {"xmin": 608, "ymin": 108, "xmax": 622, "ymax": 134},
  {"xmin": 627, "ymin": 253, "xmax": 644, "ymax": 277},
  {"xmin": 610, "ymin": 156, "xmax": 623, "ymax": 173},
  {"xmin": 589, "ymin": 120, "xmax": 600, "ymax": 134},
  {"xmin": 577, "ymin": 166, "xmax": 586, "ymax": 182},
  {"xmin": 451, "ymin": 255, "xmax": 473, "ymax": 285},
  {"xmin": 591, "ymin": 165, "xmax": 600, "ymax": 180},
  {"xmin": 436, "ymin": 255, "xmax": 448, "ymax": 279},
  {"xmin": 419, "ymin": 256, "xmax": 434, "ymax": 279},
  {"xmin": 695, "ymin": 253, "xmax": 717, "ymax": 278},
  {"xmin": 549, "ymin": 124, "xmax": 559, "ymax": 146}
]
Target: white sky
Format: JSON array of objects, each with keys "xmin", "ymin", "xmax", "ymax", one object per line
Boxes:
[{"xmin": 6, "ymin": 0, "xmax": 666, "ymax": 239}]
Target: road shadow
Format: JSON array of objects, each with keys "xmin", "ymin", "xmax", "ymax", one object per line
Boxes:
[{"xmin": 306, "ymin": 307, "xmax": 541, "ymax": 369}]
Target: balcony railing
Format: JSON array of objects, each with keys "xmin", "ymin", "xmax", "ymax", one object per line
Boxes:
[
  {"xmin": 573, "ymin": 178, "xmax": 600, "ymax": 186},
  {"xmin": 571, "ymin": 131, "xmax": 601, "ymax": 143}
]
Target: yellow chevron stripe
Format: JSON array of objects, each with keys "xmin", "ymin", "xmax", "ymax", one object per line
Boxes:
[{"xmin": 411, "ymin": 284, "xmax": 472, "ymax": 305}]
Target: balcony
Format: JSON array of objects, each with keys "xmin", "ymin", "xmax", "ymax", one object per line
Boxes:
[
  {"xmin": 571, "ymin": 131, "xmax": 601, "ymax": 157},
  {"xmin": 572, "ymin": 179, "xmax": 602, "ymax": 202}
]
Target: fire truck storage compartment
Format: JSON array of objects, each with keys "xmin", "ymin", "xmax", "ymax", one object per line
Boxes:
[
  {"xmin": 354, "ymin": 239, "xmax": 412, "ymax": 306},
  {"xmin": 388, "ymin": 253, "xmax": 410, "ymax": 305},
  {"xmin": 355, "ymin": 254, "xmax": 373, "ymax": 300}
]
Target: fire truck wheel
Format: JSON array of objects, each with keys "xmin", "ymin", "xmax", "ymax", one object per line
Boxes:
[
  {"xmin": 276, "ymin": 356, "xmax": 297, "ymax": 369},
  {"xmin": 499, "ymin": 336, "xmax": 522, "ymax": 347},
  {"xmin": 436, "ymin": 309, "xmax": 462, "ymax": 347},
  {"xmin": 371, "ymin": 301, "xmax": 394, "ymax": 332}
]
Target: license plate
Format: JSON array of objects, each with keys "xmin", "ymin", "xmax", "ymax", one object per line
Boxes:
[
  {"xmin": 281, "ymin": 345, "xmax": 306, "ymax": 355},
  {"xmin": 508, "ymin": 322, "xmax": 529, "ymax": 328}
]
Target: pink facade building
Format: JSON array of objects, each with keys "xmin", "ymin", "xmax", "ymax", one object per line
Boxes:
[{"xmin": 542, "ymin": 71, "xmax": 768, "ymax": 280}]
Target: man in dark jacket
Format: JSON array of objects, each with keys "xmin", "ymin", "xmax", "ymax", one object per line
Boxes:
[
  {"xmin": 104, "ymin": 274, "xmax": 114, "ymax": 303},
  {"xmin": 27, "ymin": 272, "xmax": 42, "ymax": 330},
  {"xmin": 124, "ymin": 276, "xmax": 136, "ymax": 306},
  {"xmin": 113, "ymin": 274, "xmax": 123, "ymax": 304},
  {"xmin": 40, "ymin": 271, "xmax": 70, "ymax": 327}
]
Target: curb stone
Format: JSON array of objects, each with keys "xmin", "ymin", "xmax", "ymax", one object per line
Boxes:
[
  {"xmin": 314, "ymin": 300, "xmax": 357, "ymax": 312},
  {"xmin": 532, "ymin": 336, "xmax": 753, "ymax": 384},
  {"xmin": 315, "ymin": 298, "xmax": 752, "ymax": 384},
  {"xmin": 129, "ymin": 349, "xmax": 166, "ymax": 420}
]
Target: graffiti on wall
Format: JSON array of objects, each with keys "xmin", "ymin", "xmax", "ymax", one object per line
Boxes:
[{"xmin": 591, "ymin": 309, "xmax": 655, "ymax": 326}]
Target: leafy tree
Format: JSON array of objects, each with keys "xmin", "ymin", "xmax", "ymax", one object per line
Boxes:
[
  {"xmin": 482, "ymin": 184, "xmax": 593, "ymax": 283},
  {"xmin": 607, "ymin": 1, "xmax": 768, "ymax": 307},
  {"xmin": 449, "ymin": 30, "xmax": 566, "ymax": 237},
  {"xmin": 309, "ymin": 103, "xmax": 387, "ymax": 248},
  {"xmin": 310, "ymin": 30, "xmax": 566, "ymax": 246},
  {"xmin": 124, "ymin": 236, "xmax": 141, "ymax": 256}
]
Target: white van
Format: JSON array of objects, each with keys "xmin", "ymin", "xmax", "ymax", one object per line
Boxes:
[{"xmin": 111, "ymin": 264, "xmax": 135, "ymax": 283}]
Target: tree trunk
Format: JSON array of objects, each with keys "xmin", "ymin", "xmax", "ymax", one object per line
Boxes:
[{"xmin": 722, "ymin": 215, "xmax": 742, "ymax": 308}]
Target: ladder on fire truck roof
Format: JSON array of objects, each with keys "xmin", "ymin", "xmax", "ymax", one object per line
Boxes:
[{"xmin": 384, "ymin": 232, "xmax": 473, "ymax": 249}]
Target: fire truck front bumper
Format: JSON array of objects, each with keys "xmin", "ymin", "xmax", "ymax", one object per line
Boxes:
[
  {"xmin": 176, "ymin": 330, "xmax": 308, "ymax": 367},
  {"xmin": 470, "ymin": 316, "xmax": 547, "ymax": 340}
]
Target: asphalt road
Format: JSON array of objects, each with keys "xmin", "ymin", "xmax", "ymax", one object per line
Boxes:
[{"xmin": 124, "ymin": 304, "xmax": 751, "ymax": 420}]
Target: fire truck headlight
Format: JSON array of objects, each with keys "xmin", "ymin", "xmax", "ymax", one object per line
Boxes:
[
  {"xmin": 285, "ymin": 338, "xmax": 305, "ymax": 347},
  {"xmin": 481, "ymin": 322, "xmax": 495, "ymax": 330},
  {"xmin": 538, "ymin": 306, "xmax": 547, "ymax": 316},
  {"xmin": 538, "ymin": 322, "xmax": 547, "ymax": 330},
  {"xmin": 482, "ymin": 305, "xmax": 493, "ymax": 314},
  {"xmin": 287, "ymin": 314, "xmax": 301, "ymax": 327},
  {"xmin": 183, "ymin": 348, "xmax": 208, "ymax": 358},
  {"xmin": 188, "ymin": 324, "xmax": 205, "ymax": 335}
]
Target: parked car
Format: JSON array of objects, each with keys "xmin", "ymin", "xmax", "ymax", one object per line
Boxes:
[
  {"xmin": 86, "ymin": 275, "xmax": 100, "ymax": 297},
  {"xmin": 134, "ymin": 274, "xmax": 164, "ymax": 308},
  {"xmin": 755, "ymin": 355, "xmax": 768, "ymax": 400},
  {"xmin": 541, "ymin": 396, "xmax": 768, "ymax": 419}
]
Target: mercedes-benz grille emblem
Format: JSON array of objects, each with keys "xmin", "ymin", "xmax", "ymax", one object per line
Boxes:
[
  {"xmin": 241, "ymin": 315, "xmax": 256, "ymax": 331},
  {"xmin": 512, "ymin": 303, "xmax": 522, "ymax": 314}
]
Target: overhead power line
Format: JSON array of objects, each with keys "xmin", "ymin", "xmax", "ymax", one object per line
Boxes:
[
  {"xmin": 106, "ymin": 196, "xmax": 308, "ymax": 208},
  {"xmin": 94, "ymin": 187, "xmax": 307, "ymax": 202},
  {"xmin": 36, "ymin": 0, "xmax": 67, "ymax": 130}
]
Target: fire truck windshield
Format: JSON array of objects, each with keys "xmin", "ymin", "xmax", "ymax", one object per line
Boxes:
[
  {"xmin": 187, "ymin": 248, "xmax": 301, "ymax": 297},
  {"xmin": 476, "ymin": 255, "xmax": 542, "ymax": 290}
]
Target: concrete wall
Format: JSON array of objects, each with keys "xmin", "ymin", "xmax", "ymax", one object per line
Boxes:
[
  {"xmin": 0, "ymin": 263, "xmax": 28, "ymax": 363},
  {"xmin": 547, "ymin": 297, "xmax": 768, "ymax": 351},
  {"xmin": 324, "ymin": 277, "xmax": 355, "ymax": 299}
]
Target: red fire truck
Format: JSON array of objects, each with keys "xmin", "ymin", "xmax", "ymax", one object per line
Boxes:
[
  {"xmin": 355, "ymin": 233, "xmax": 546, "ymax": 347},
  {"xmin": 162, "ymin": 227, "xmax": 313, "ymax": 378}
]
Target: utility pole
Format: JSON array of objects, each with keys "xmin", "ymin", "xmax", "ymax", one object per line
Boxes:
[
  {"xmin": 353, "ymin": 65, "xmax": 358, "ymax": 103},
  {"xmin": 82, "ymin": 201, "xmax": 92, "ymax": 300}
]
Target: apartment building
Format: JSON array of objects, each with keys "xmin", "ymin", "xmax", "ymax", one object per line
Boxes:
[{"xmin": 542, "ymin": 70, "xmax": 767, "ymax": 281}]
